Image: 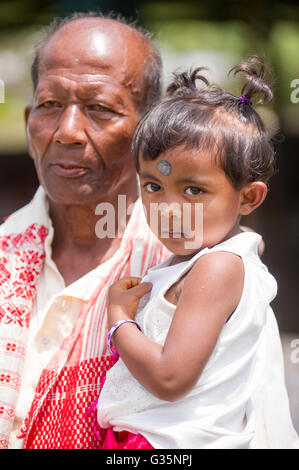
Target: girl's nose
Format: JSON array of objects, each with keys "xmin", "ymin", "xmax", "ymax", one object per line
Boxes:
[{"xmin": 160, "ymin": 201, "xmax": 182, "ymax": 220}]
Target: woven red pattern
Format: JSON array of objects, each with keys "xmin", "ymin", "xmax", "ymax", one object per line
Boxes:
[
  {"xmin": 0, "ymin": 223, "xmax": 46, "ymax": 328},
  {"xmin": 24, "ymin": 356, "xmax": 117, "ymax": 449}
]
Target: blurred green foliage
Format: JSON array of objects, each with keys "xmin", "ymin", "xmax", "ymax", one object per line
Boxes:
[
  {"xmin": 0, "ymin": 0, "xmax": 298, "ymax": 152},
  {"xmin": 147, "ymin": 20, "xmax": 253, "ymax": 54}
]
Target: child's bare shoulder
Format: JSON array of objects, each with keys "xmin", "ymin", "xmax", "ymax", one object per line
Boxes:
[
  {"xmin": 186, "ymin": 250, "xmax": 244, "ymax": 286},
  {"xmin": 166, "ymin": 251, "xmax": 244, "ymax": 308},
  {"xmin": 177, "ymin": 251, "xmax": 244, "ymax": 317}
]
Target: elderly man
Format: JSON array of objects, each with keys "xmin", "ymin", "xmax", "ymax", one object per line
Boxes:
[{"xmin": 0, "ymin": 13, "xmax": 169, "ymax": 449}]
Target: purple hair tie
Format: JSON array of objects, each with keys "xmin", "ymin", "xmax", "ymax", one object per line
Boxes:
[{"xmin": 238, "ymin": 93, "xmax": 252, "ymax": 107}]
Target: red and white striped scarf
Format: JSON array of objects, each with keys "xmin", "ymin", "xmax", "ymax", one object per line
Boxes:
[{"xmin": 0, "ymin": 188, "xmax": 169, "ymax": 448}]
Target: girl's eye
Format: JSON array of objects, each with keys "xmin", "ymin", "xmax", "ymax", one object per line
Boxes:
[
  {"xmin": 185, "ymin": 186, "xmax": 203, "ymax": 196},
  {"xmin": 144, "ymin": 182, "xmax": 161, "ymax": 193}
]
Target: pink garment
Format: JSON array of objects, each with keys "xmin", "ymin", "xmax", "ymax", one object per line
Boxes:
[{"xmin": 100, "ymin": 427, "xmax": 154, "ymax": 449}]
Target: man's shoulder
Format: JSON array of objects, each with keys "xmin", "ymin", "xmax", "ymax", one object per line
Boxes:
[
  {"xmin": 0, "ymin": 204, "xmax": 31, "ymax": 235},
  {"xmin": 0, "ymin": 186, "xmax": 48, "ymax": 236}
]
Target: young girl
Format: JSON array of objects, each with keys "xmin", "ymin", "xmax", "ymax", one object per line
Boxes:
[{"xmin": 95, "ymin": 57, "xmax": 299, "ymax": 449}]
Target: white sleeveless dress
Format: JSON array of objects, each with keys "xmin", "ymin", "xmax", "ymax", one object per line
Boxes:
[{"xmin": 97, "ymin": 232, "xmax": 299, "ymax": 449}]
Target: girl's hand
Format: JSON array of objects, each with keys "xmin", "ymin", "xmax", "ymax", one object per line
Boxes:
[{"xmin": 107, "ymin": 277, "xmax": 152, "ymax": 328}]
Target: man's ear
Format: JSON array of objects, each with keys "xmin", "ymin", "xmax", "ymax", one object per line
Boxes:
[
  {"xmin": 24, "ymin": 105, "xmax": 32, "ymax": 124},
  {"xmin": 24, "ymin": 105, "xmax": 34, "ymax": 159},
  {"xmin": 239, "ymin": 182, "xmax": 268, "ymax": 216}
]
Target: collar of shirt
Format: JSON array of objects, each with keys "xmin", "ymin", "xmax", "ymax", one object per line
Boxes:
[
  {"xmin": 30, "ymin": 186, "xmax": 141, "ymax": 344},
  {"xmin": 37, "ymin": 186, "xmax": 141, "ymax": 308}
]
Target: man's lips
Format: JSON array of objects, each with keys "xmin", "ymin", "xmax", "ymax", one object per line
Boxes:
[{"xmin": 51, "ymin": 163, "xmax": 89, "ymax": 178}]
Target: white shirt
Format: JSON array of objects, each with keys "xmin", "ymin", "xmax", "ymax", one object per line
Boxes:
[{"xmin": 98, "ymin": 232, "xmax": 299, "ymax": 449}]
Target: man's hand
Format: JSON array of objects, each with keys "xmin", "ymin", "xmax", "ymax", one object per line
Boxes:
[
  {"xmin": 107, "ymin": 277, "xmax": 152, "ymax": 328},
  {"xmin": 241, "ymin": 225, "xmax": 265, "ymax": 257}
]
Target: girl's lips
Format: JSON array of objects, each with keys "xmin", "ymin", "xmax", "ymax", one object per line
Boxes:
[
  {"xmin": 161, "ymin": 231, "xmax": 187, "ymax": 239},
  {"xmin": 51, "ymin": 164, "xmax": 88, "ymax": 178}
]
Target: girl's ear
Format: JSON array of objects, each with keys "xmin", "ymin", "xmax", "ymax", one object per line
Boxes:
[{"xmin": 239, "ymin": 182, "xmax": 268, "ymax": 216}]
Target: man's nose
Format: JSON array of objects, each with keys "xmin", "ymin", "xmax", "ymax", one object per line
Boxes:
[{"xmin": 54, "ymin": 105, "xmax": 87, "ymax": 146}]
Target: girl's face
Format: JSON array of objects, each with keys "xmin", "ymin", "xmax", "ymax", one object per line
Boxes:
[{"xmin": 139, "ymin": 145, "xmax": 244, "ymax": 256}]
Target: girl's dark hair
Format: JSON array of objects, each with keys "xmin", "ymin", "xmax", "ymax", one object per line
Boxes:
[{"xmin": 133, "ymin": 55, "xmax": 276, "ymax": 189}]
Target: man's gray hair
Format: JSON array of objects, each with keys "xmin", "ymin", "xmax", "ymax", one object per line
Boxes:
[{"xmin": 30, "ymin": 10, "xmax": 163, "ymax": 114}]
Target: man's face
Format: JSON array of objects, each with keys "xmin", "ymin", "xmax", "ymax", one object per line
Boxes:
[{"xmin": 26, "ymin": 19, "xmax": 145, "ymax": 206}]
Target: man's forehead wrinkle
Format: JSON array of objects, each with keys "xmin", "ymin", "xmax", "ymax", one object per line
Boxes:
[
  {"xmin": 36, "ymin": 73, "xmax": 127, "ymax": 105},
  {"xmin": 38, "ymin": 73, "xmax": 116, "ymax": 86}
]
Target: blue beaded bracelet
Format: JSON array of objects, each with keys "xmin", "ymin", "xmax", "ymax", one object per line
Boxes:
[{"xmin": 107, "ymin": 319, "xmax": 142, "ymax": 357}]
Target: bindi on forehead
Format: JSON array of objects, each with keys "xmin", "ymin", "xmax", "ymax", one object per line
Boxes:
[{"xmin": 157, "ymin": 160, "xmax": 172, "ymax": 176}]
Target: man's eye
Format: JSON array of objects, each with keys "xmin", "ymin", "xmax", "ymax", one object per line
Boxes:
[
  {"xmin": 42, "ymin": 101, "xmax": 61, "ymax": 108},
  {"xmin": 88, "ymin": 104, "xmax": 111, "ymax": 113},
  {"xmin": 144, "ymin": 182, "xmax": 161, "ymax": 193},
  {"xmin": 185, "ymin": 186, "xmax": 203, "ymax": 195}
]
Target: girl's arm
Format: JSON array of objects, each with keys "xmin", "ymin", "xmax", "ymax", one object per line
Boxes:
[{"xmin": 108, "ymin": 251, "xmax": 244, "ymax": 402}]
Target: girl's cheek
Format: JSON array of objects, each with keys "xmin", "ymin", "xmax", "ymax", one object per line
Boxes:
[{"xmin": 141, "ymin": 198, "xmax": 151, "ymax": 224}]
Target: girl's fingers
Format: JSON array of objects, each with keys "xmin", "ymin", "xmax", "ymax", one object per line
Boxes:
[
  {"xmin": 120, "ymin": 277, "xmax": 142, "ymax": 290},
  {"xmin": 110, "ymin": 278, "xmax": 151, "ymax": 297},
  {"xmin": 130, "ymin": 282, "xmax": 153, "ymax": 298}
]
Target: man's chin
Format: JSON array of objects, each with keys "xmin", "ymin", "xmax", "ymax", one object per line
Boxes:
[{"xmin": 43, "ymin": 183, "xmax": 102, "ymax": 208}]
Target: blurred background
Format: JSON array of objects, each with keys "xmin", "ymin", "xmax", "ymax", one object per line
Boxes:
[{"xmin": 0, "ymin": 0, "xmax": 298, "ymax": 433}]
